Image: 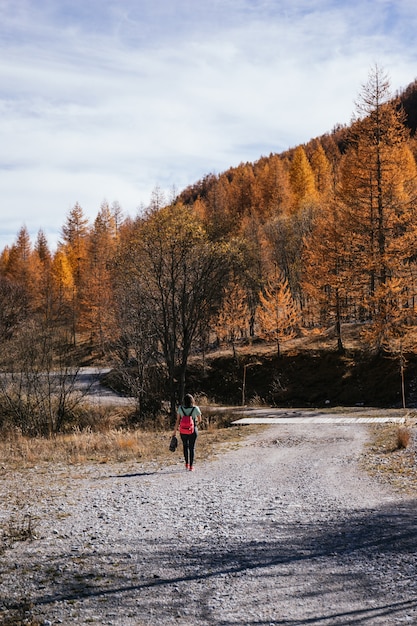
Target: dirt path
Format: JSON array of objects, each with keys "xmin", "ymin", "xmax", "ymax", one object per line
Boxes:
[{"xmin": 1, "ymin": 422, "xmax": 417, "ymax": 625}]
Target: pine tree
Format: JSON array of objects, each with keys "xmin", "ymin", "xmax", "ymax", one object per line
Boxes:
[
  {"xmin": 33, "ymin": 229, "xmax": 53, "ymax": 323},
  {"xmin": 85, "ymin": 203, "xmax": 118, "ymax": 354},
  {"xmin": 60, "ymin": 203, "xmax": 90, "ymax": 344}
]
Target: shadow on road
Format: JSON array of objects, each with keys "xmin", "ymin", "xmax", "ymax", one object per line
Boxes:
[{"xmin": 3, "ymin": 499, "xmax": 417, "ymax": 624}]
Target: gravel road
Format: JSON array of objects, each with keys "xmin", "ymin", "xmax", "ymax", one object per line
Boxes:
[{"xmin": 1, "ymin": 422, "xmax": 417, "ymax": 625}]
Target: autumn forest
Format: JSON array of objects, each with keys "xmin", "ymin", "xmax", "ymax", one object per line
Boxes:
[{"xmin": 2, "ymin": 66, "xmax": 417, "ymax": 432}]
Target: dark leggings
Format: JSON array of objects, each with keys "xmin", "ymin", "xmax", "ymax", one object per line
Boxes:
[{"xmin": 180, "ymin": 431, "xmax": 198, "ymax": 466}]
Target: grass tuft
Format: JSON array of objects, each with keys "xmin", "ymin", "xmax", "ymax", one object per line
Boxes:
[
  {"xmin": 396, "ymin": 426, "xmax": 411, "ymax": 450},
  {"xmin": 0, "ymin": 513, "xmax": 37, "ymax": 559},
  {"xmin": 5, "ymin": 513, "xmax": 37, "ymax": 543}
]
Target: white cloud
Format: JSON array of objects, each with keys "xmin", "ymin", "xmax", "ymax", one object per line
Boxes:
[{"xmin": 1, "ymin": 0, "xmax": 417, "ymax": 250}]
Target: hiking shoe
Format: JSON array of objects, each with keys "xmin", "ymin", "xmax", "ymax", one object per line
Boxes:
[
  {"xmin": 185, "ymin": 463, "xmax": 189, "ymax": 470},
  {"xmin": 189, "ymin": 466, "xmax": 194, "ymax": 471}
]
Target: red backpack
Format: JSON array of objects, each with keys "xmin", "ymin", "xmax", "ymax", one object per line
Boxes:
[{"xmin": 179, "ymin": 407, "xmax": 195, "ymax": 435}]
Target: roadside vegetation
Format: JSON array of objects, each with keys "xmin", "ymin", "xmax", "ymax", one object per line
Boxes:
[
  {"xmin": 0, "ymin": 404, "xmax": 250, "ymax": 469},
  {"xmin": 362, "ymin": 421, "xmax": 417, "ymax": 493}
]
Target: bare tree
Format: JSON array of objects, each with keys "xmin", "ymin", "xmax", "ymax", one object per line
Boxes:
[
  {"xmin": 136, "ymin": 203, "xmax": 232, "ymax": 420},
  {"xmin": 111, "ymin": 273, "xmax": 163, "ymax": 421},
  {"xmin": 0, "ymin": 320, "xmax": 88, "ymax": 436},
  {"xmin": 0, "ymin": 276, "xmax": 29, "ymax": 343}
]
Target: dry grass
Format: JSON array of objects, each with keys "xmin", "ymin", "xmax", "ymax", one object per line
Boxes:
[
  {"xmin": 5, "ymin": 513, "xmax": 37, "ymax": 542},
  {"xmin": 0, "ymin": 419, "xmax": 255, "ymax": 470},
  {"xmin": 396, "ymin": 426, "xmax": 412, "ymax": 450},
  {"xmin": 200, "ymin": 323, "xmax": 417, "ymax": 361},
  {"xmin": 362, "ymin": 423, "xmax": 417, "ymax": 493},
  {"xmin": 368, "ymin": 423, "xmax": 413, "ymax": 453},
  {"xmin": 196, "ymin": 323, "xmax": 369, "ymax": 362}
]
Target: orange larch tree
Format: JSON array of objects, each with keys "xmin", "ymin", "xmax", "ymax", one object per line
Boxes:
[
  {"xmin": 255, "ymin": 154, "xmax": 294, "ymax": 218},
  {"xmin": 204, "ymin": 174, "xmax": 237, "ymax": 239},
  {"xmin": 257, "ymin": 271, "xmax": 299, "ymax": 357},
  {"xmin": 301, "ymin": 196, "xmax": 349, "ymax": 351},
  {"xmin": 338, "ymin": 66, "xmax": 417, "ymax": 351},
  {"xmin": 215, "ymin": 281, "xmax": 250, "ymax": 360},
  {"xmin": 4, "ymin": 226, "xmax": 33, "ymax": 285}
]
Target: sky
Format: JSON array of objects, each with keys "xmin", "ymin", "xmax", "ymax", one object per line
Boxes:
[{"xmin": 1, "ymin": 0, "xmax": 417, "ymax": 251}]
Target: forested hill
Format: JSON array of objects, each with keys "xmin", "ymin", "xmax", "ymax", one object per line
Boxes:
[
  {"xmin": 178, "ymin": 77, "xmax": 417, "ymax": 210},
  {"xmin": 2, "ymin": 67, "xmax": 417, "ymax": 425}
]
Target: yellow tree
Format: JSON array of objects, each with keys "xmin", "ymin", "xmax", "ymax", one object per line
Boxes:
[
  {"xmin": 50, "ymin": 246, "xmax": 74, "ymax": 333},
  {"xmin": 257, "ymin": 272, "xmax": 299, "ymax": 357},
  {"xmin": 310, "ymin": 141, "xmax": 333, "ymax": 197},
  {"xmin": 289, "ymin": 146, "xmax": 318, "ymax": 211}
]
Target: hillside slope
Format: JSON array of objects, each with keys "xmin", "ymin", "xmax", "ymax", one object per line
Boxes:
[{"xmin": 186, "ymin": 348, "xmax": 415, "ymax": 408}]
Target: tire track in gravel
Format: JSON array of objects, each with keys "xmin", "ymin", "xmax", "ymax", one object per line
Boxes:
[{"xmin": 1, "ymin": 423, "xmax": 417, "ymax": 625}]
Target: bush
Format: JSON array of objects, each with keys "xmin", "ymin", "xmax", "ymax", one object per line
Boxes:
[{"xmin": 396, "ymin": 426, "xmax": 411, "ymax": 450}]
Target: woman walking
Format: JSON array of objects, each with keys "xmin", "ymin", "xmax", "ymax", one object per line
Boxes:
[{"xmin": 173, "ymin": 394, "xmax": 202, "ymax": 471}]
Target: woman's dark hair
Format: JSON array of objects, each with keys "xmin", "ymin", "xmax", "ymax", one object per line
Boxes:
[{"xmin": 184, "ymin": 394, "xmax": 194, "ymax": 408}]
